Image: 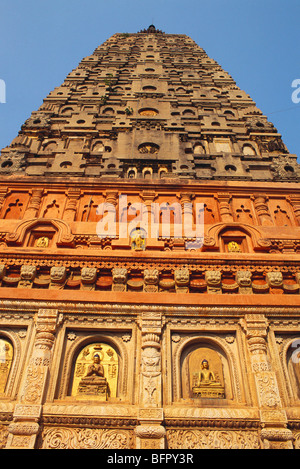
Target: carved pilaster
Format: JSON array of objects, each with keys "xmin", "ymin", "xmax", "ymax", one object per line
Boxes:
[
  {"xmin": 63, "ymin": 188, "xmax": 81, "ymax": 222},
  {"xmin": 216, "ymin": 193, "xmax": 233, "ymax": 222},
  {"xmin": 137, "ymin": 313, "xmax": 165, "ymax": 449},
  {"xmin": 288, "ymin": 195, "xmax": 300, "ymax": 226},
  {"xmin": 242, "ymin": 314, "xmax": 293, "ymax": 449},
  {"xmin": 141, "ymin": 190, "xmax": 157, "ymax": 238},
  {"xmin": 0, "ymin": 187, "xmax": 8, "ymax": 216},
  {"xmin": 24, "ymin": 189, "xmax": 43, "ymax": 219},
  {"xmin": 252, "ymin": 194, "xmax": 273, "ymax": 226},
  {"xmin": 6, "ymin": 309, "xmax": 59, "ymax": 449}
]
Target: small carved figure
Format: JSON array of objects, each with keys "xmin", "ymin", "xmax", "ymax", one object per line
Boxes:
[
  {"xmin": 50, "ymin": 266, "xmax": 67, "ymax": 289},
  {"xmin": 174, "ymin": 268, "xmax": 190, "ymax": 293},
  {"xmin": 112, "ymin": 267, "xmax": 127, "ymax": 291},
  {"xmin": 131, "ymin": 229, "xmax": 146, "ymax": 251},
  {"xmin": 266, "ymin": 271, "xmax": 283, "ymax": 287},
  {"xmin": 266, "ymin": 271, "xmax": 283, "ymax": 294},
  {"xmin": 36, "ymin": 236, "xmax": 49, "ymax": 248},
  {"xmin": 143, "ymin": 268, "xmax": 159, "ymax": 292},
  {"xmin": 228, "ymin": 241, "xmax": 241, "ymax": 253},
  {"xmin": 236, "ymin": 270, "xmax": 252, "ymax": 294},
  {"xmin": 81, "ymin": 267, "xmax": 97, "ymax": 290},
  {"xmin": 205, "ymin": 270, "xmax": 222, "ymax": 293}
]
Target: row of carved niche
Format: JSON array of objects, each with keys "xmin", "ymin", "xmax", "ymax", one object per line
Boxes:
[{"xmin": 0, "ymin": 264, "xmax": 299, "ymax": 294}]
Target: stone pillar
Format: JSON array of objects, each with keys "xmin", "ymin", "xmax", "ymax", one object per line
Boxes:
[
  {"xmin": 23, "ymin": 189, "xmax": 43, "ymax": 219},
  {"xmin": 136, "ymin": 313, "xmax": 165, "ymax": 449},
  {"xmin": 6, "ymin": 309, "xmax": 59, "ymax": 449},
  {"xmin": 242, "ymin": 314, "xmax": 293, "ymax": 449}
]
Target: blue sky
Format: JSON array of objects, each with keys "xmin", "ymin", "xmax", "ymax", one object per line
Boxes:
[{"xmin": 0, "ymin": 0, "xmax": 300, "ymax": 160}]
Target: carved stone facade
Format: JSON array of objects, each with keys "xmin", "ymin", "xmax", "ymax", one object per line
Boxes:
[{"xmin": 0, "ymin": 26, "xmax": 300, "ymax": 449}]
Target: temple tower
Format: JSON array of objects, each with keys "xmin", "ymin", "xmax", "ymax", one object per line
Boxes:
[{"xmin": 0, "ymin": 25, "xmax": 300, "ymax": 449}]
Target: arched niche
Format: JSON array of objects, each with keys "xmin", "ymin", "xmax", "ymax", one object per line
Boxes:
[
  {"xmin": 57, "ymin": 333, "xmax": 128, "ymax": 402},
  {"xmin": 0, "ymin": 336, "xmax": 14, "ymax": 395},
  {"xmin": 5, "ymin": 218, "xmax": 74, "ymax": 248},
  {"xmin": 242, "ymin": 144, "xmax": 257, "ymax": 156},
  {"xmin": 286, "ymin": 339, "xmax": 300, "ymax": 401},
  {"xmin": 127, "ymin": 167, "xmax": 137, "ymax": 179},
  {"xmin": 205, "ymin": 223, "xmax": 264, "ymax": 253},
  {"xmin": 69, "ymin": 342, "xmax": 119, "ymax": 401},
  {"xmin": 180, "ymin": 340, "xmax": 232, "ymax": 401}
]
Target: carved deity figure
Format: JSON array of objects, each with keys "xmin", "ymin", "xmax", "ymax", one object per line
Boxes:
[
  {"xmin": 131, "ymin": 229, "xmax": 146, "ymax": 251},
  {"xmin": 85, "ymin": 353, "xmax": 105, "ymax": 378},
  {"xmin": 199, "ymin": 359, "xmax": 217, "ymax": 384},
  {"xmin": 77, "ymin": 353, "xmax": 108, "ymax": 401},
  {"xmin": 36, "ymin": 236, "xmax": 49, "ymax": 248},
  {"xmin": 192, "ymin": 359, "xmax": 225, "ymax": 399},
  {"xmin": 228, "ymin": 241, "xmax": 241, "ymax": 253}
]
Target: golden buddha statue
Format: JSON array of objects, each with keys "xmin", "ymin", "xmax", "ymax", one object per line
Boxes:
[
  {"xmin": 77, "ymin": 353, "xmax": 108, "ymax": 400},
  {"xmin": 131, "ymin": 229, "xmax": 146, "ymax": 251},
  {"xmin": 36, "ymin": 236, "xmax": 49, "ymax": 248},
  {"xmin": 228, "ymin": 241, "xmax": 241, "ymax": 253},
  {"xmin": 192, "ymin": 359, "xmax": 225, "ymax": 399}
]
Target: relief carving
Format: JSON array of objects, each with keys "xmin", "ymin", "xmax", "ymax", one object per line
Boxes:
[
  {"xmin": 236, "ymin": 270, "xmax": 252, "ymax": 294},
  {"xmin": 174, "ymin": 268, "xmax": 190, "ymax": 293},
  {"xmin": 41, "ymin": 427, "xmax": 133, "ymax": 449},
  {"xmin": 49, "ymin": 266, "xmax": 67, "ymax": 290},
  {"xmin": 112, "ymin": 267, "xmax": 127, "ymax": 292},
  {"xmin": 143, "ymin": 268, "xmax": 159, "ymax": 293},
  {"xmin": 205, "ymin": 270, "xmax": 222, "ymax": 294},
  {"xmin": 166, "ymin": 429, "xmax": 260, "ymax": 449},
  {"xmin": 80, "ymin": 267, "xmax": 97, "ymax": 291}
]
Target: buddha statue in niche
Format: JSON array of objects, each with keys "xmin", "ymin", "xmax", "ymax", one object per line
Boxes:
[
  {"xmin": 187, "ymin": 346, "xmax": 226, "ymax": 399},
  {"xmin": 192, "ymin": 358, "xmax": 225, "ymax": 399},
  {"xmin": 71, "ymin": 343, "xmax": 118, "ymax": 401},
  {"xmin": 77, "ymin": 352, "xmax": 108, "ymax": 401}
]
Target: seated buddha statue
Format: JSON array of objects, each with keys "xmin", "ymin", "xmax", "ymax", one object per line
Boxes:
[
  {"xmin": 77, "ymin": 353, "xmax": 108, "ymax": 400},
  {"xmin": 192, "ymin": 359, "xmax": 225, "ymax": 399}
]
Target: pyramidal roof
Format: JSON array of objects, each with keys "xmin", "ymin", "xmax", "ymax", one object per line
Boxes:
[{"xmin": 1, "ymin": 27, "xmax": 299, "ymax": 182}]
